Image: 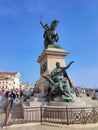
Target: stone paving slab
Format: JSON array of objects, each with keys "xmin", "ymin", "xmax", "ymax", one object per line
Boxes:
[{"xmin": 0, "ymin": 111, "xmax": 5, "ymax": 129}]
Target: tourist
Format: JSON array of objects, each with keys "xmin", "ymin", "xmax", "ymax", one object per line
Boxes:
[
  {"xmin": 8, "ymin": 90, "xmax": 16, "ymax": 108},
  {"xmin": 3, "ymin": 91, "xmax": 9, "ymax": 112}
]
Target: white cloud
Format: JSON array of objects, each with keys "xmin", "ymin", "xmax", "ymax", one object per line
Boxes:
[
  {"xmin": 0, "ymin": 0, "xmax": 58, "ymax": 18},
  {"xmin": 0, "ymin": 6, "xmax": 17, "ymax": 16},
  {"xmin": 24, "ymin": 0, "xmax": 58, "ymax": 18}
]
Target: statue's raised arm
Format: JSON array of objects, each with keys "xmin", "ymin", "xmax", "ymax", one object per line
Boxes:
[{"xmin": 40, "ymin": 21, "xmax": 49, "ymax": 32}]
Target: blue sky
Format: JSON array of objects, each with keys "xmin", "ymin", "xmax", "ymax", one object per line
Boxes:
[{"xmin": 0, "ymin": 0, "xmax": 98, "ymax": 88}]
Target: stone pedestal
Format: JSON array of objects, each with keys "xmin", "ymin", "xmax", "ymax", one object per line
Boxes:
[{"xmin": 36, "ymin": 47, "xmax": 68, "ymax": 93}]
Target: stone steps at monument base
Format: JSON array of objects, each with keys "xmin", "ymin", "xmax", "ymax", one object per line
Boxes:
[
  {"xmin": 21, "ymin": 92, "xmax": 98, "ymax": 108},
  {"xmin": 48, "ymin": 94, "xmax": 98, "ymax": 108}
]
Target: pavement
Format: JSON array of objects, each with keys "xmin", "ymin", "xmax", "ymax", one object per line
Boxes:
[
  {"xmin": 0, "ymin": 110, "xmax": 5, "ymax": 129},
  {"xmin": 1, "ymin": 123, "xmax": 98, "ymax": 130}
]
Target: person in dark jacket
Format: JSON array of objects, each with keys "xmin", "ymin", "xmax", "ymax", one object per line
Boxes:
[{"xmin": 9, "ymin": 90, "xmax": 16, "ymax": 108}]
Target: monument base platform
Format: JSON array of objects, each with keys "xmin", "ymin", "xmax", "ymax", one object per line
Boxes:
[{"xmin": 20, "ymin": 92, "xmax": 98, "ymax": 122}]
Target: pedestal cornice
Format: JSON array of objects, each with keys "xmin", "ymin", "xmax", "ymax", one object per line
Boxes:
[{"xmin": 38, "ymin": 48, "xmax": 69, "ymax": 63}]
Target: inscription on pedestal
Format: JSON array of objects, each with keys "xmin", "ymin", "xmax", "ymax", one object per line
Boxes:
[{"xmin": 40, "ymin": 61, "xmax": 47, "ymax": 74}]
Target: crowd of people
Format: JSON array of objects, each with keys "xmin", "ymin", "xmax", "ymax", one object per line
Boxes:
[{"xmin": 0, "ymin": 88, "xmax": 33, "ymax": 112}]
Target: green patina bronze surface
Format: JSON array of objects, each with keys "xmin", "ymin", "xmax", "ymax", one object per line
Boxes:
[{"xmin": 42, "ymin": 61, "xmax": 74, "ymax": 102}]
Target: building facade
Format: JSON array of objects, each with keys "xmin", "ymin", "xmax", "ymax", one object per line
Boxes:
[{"xmin": 0, "ymin": 72, "xmax": 20, "ymax": 89}]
